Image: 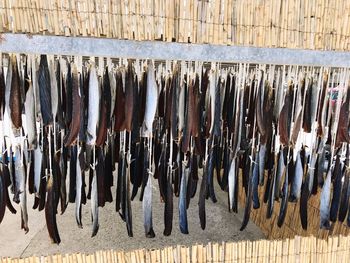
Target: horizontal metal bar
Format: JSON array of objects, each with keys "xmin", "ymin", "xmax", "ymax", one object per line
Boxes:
[{"xmin": 0, "ymin": 33, "xmax": 350, "ymax": 67}]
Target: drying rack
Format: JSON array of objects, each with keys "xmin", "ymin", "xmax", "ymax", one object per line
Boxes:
[{"xmin": 1, "ymin": 33, "xmax": 350, "ymax": 68}]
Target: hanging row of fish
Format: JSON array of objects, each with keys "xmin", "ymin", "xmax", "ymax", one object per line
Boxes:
[{"xmin": 0, "ymin": 54, "xmax": 349, "ymax": 244}]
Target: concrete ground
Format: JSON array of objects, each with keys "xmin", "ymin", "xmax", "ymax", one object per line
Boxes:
[{"xmin": 0, "ymin": 177, "xmax": 263, "ymax": 258}]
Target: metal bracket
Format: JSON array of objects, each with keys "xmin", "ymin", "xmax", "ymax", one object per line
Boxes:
[{"xmin": 0, "ymin": 33, "xmax": 349, "ymax": 67}]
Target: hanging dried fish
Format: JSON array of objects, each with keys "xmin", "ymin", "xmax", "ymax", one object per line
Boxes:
[
  {"xmin": 38, "ymin": 55, "xmax": 53, "ymax": 126},
  {"xmin": 91, "ymin": 167, "xmax": 99, "ymax": 237},
  {"xmin": 316, "ymin": 73, "xmax": 329, "ymax": 137},
  {"xmin": 143, "ymin": 169, "xmax": 155, "ymax": 238},
  {"xmin": 142, "ymin": 62, "xmax": 158, "ymax": 136},
  {"xmin": 86, "ymin": 65, "xmax": 100, "ymax": 145},
  {"xmin": 45, "ymin": 175, "xmax": 61, "ymax": 244},
  {"xmin": 329, "ymin": 154, "xmax": 343, "ymax": 222},
  {"xmin": 124, "ymin": 61, "xmax": 135, "ymax": 132},
  {"xmin": 228, "ymin": 157, "xmax": 237, "ymax": 212},
  {"xmin": 125, "ymin": 151, "xmax": 133, "ymax": 237},
  {"xmin": 25, "ymin": 80, "xmax": 37, "ymax": 148},
  {"xmin": 10, "ymin": 55, "xmax": 23, "ymax": 130},
  {"xmin": 335, "ymin": 86, "xmax": 350, "ymax": 147},
  {"xmin": 279, "ymin": 83, "xmax": 293, "ymax": 146},
  {"xmin": 59, "ymin": 147, "xmax": 68, "ymax": 214},
  {"xmin": 64, "ymin": 65, "xmax": 81, "ymax": 146},
  {"xmin": 320, "ymin": 167, "xmax": 332, "ymax": 229},
  {"xmin": 198, "ymin": 153, "xmax": 208, "ymax": 230},
  {"xmin": 302, "ymin": 78, "xmax": 313, "ymax": 133},
  {"xmin": 75, "ymin": 148, "xmax": 83, "ymax": 228},
  {"xmin": 14, "ymin": 146, "xmax": 28, "ymax": 233},
  {"xmin": 163, "ymin": 168, "xmax": 173, "ymax": 236},
  {"xmin": 277, "ymin": 154, "xmax": 289, "ymax": 227},
  {"xmin": 49, "ymin": 59, "xmax": 59, "ymax": 120},
  {"xmin": 179, "ymin": 161, "xmax": 189, "ymax": 234},
  {"xmin": 0, "ymin": 56, "xmax": 349, "ymax": 242},
  {"xmin": 339, "ymin": 155, "xmax": 350, "ymax": 222},
  {"xmin": 240, "ymin": 150, "xmax": 254, "ymax": 231},
  {"xmin": 0, "ymin": 64, "xmax": 5, "ymax": 118},
  {"xmin": 289, "ymin": 149, "xmax": 304, "ymax": 202},
  {"xmin": 0, "ymin": 169, "xmax": 5, "ymax": 224}
]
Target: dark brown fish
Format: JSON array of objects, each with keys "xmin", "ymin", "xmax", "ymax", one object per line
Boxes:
[
  {"xmin": 279, "ymin": 83, "xmax": 293, "ymax": 146},
  {"xmin": 45, "ymin": 175, "xmax": 61, "ymax": 244},
  {"xmin": 64, "ymin": 66, "xmax": 81, "ymax": 146},
  {"xmin": 95, "ymin": 92, "xmax": 107, "ymax": 147},
  {"xmin": 9, "ymin": 55, "xmax": 22, "ymax": 129},
  {"xmin": 114, "ymin": 70, "xmax": 126, "ymax": 131},
  {"xmin": 302, "ymin": 79, "xmax": 313, "ymax": 133},
  {"xmin": 335, "ymin": 86, "xmax": 350, "ymax": 148},
  {"xmin": 262, "ymin": 84, "xmax": 274, "ymax": 145},
  {"xmin": 124, "ymin": 61, "xmax": 135, "ymax": 131},
  {"xmin": 182, "ymin": 74, "xmax": 200, "ymax": 153}
]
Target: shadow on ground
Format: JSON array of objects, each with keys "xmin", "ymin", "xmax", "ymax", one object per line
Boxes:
[{"xmin": 0, "ymin": 174, "xmax": 263, "ymax": 258}]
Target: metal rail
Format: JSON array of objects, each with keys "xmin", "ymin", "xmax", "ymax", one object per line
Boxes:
[{"xmin": 0, "ymin": 33, "xmax": 350, "ymax": 67}]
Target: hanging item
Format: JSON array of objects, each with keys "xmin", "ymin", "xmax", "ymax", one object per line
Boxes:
[{"xmin": 0, "ymin": 53, "xmax": 349, "ymax": 244}]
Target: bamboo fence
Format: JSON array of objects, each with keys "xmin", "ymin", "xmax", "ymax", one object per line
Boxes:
[
  {"xmin": 1, "ymin": 235, "xmax": 350, "ymax": 262},
  {"xmin": 238, "ymin": 177, "xmax": 350, "ymax": 240},
  {"xmin": 0, "ymin": 0, "xmax": 350, "ymax": 51}
]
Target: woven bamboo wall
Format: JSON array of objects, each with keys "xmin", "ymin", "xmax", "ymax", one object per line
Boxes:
[
  {"xmin": 238, "ymin": 180, "xmax": 350, "ymax": 240},
  {"xmin": 1, "ymin": 236, "xmax": 349, "ymax": 262},
  {"xmin": 0, "ymin": 0, "xmax": 350, "ymax": 51}
]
